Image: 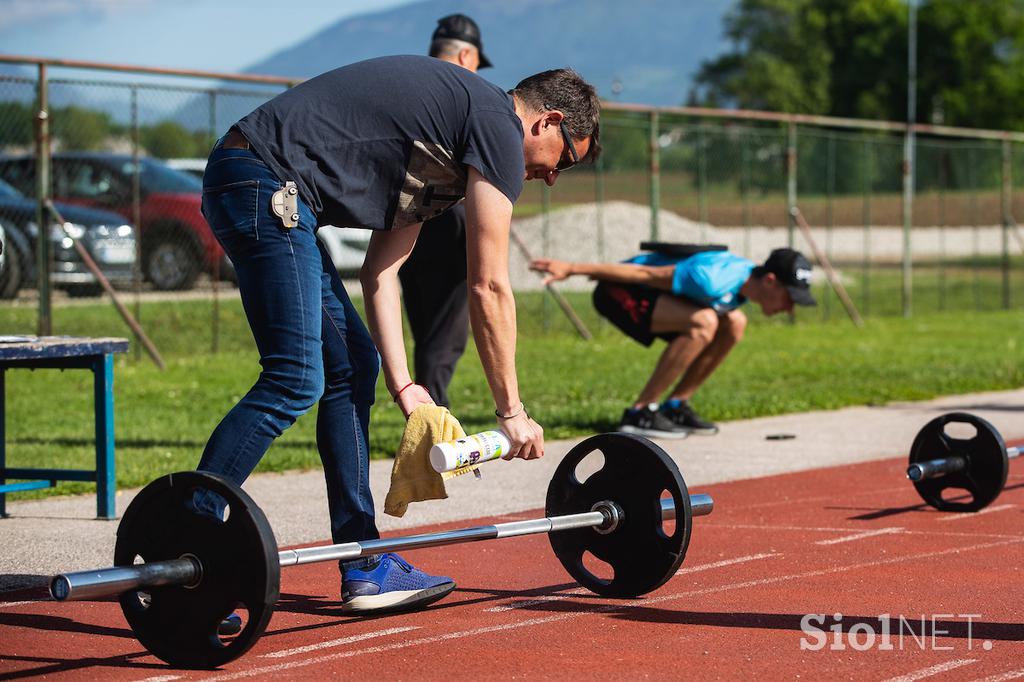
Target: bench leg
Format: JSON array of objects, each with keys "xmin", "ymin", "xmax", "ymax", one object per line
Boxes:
[{"xmin": 94, "ymin": 354, "xmax": 116, "ymax": 519}]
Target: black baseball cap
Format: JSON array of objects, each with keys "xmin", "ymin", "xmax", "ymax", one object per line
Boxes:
[
  {"xmin": 432, "ymin": 14, "xmax": 493, "ymax": 68},
  {"xmin": 763, "ymin": 248, "xmax": 816, "ymax": 306}
]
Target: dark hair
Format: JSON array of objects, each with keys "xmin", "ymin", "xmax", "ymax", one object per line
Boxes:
[{"xmin": 509, "ymin": 68, "xmax": 602, "ymax": 163}]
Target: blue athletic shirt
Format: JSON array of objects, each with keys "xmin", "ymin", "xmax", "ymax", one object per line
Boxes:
[
  {"xmin": 236, "ymin": 55, "xmax": 525, "ymax": 231},
  {"xmin": 626, "ymin": 250, "xmax": 755, "ymax": 312}
]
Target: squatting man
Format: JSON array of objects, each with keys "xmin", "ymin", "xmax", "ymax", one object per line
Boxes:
[{"xmin": 530, "ymin": 246, "xmax": 816, "ymax": 438}]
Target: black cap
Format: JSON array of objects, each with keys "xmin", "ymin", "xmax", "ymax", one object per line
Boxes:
[
  {"xmin": 432, "ymin": 14, "xmax": 492, "ymax": 68},
  {"xmin": 763, "ymin": 248, "xmax": 816, "ymax": 306}
]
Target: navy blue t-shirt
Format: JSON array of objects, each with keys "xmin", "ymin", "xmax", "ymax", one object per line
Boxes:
[{"xmin": 236, "ymin": 55, "xmax": 525, "ymax": 231}]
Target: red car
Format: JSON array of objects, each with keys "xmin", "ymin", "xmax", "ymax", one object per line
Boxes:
[{"xmin": 0, "ymin": 153, "xmax": 230, "ymax": 290}]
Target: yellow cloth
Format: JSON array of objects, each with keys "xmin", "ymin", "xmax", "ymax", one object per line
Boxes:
[{"xmin": 384, "ymin": 404, "xmax": 467, "ymax": 517}]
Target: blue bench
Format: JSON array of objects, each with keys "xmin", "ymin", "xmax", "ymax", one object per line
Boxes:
[{"xmin": 0, "ymin": 336, "xmax": 129, "ymax": 519}]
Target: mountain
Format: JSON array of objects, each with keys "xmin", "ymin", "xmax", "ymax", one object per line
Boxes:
[{"xmin": 242, "ymin": 0, "xmax": 734, "ymax": 106}]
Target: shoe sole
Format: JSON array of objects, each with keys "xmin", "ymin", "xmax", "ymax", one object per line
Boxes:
[
  {"xmin": 341, "ymin": 581, "xmax": 456, "ymax": 615},
  {"xmin": 679, "ymin": 426, "xmax": 719, "ymax": 436},
  {"xmin": 618, "ymin": 425, "xmax": 689, "ymax": 440}
]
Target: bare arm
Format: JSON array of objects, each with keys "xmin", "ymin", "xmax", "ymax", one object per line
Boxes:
[
  {"xmin": 359, "ymin": 222, "xmax": 433, "ymax": 416},
  {"xmin": 530, "ymin": 258, "xmax": 676, "ymax": 290},
  {"xmin": 465, "ymin": 168, "xmax": 543, "ymax": 460}
]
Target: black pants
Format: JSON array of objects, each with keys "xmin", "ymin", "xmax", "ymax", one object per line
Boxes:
[{"xmin": 399, "ymin": 204, "xmax": 469, "ymax": 408}]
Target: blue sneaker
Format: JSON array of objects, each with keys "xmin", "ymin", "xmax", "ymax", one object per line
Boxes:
[{"xmin": 341, "ymin": 553, "xmax": 455, "ymax": 614}]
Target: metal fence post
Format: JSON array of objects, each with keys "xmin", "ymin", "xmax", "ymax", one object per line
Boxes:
[
  {"xmin": 34, "ymin": 64, "xmax": 52, "ymax": 336},
  {"xmin": 698, "ymin": 125, "xmax": 708, "ymax": 242},
  {"xmin": 741, "ymin": 132, "xmax": 751, "ymax": 258},
  {"xmin": 542, "ymin": 183, "xmax": 551, "ymax": 332},
  {"xmin": 938, "ymin": 147, "xmax": 948, "ymax": 312},
  {"xmin": 901, "ymin": 124, "xmax": 915, "ymax": 318},
  {"xmin": 862, "ymin": 137, "xmax": 872, "ymax": 316},
  {"xmin": 968, "ymin": 147, "xmax": 980, "ymax": 310},
  {"xmin": 595, "ymin": 154, "xmax": 605, "ymax": 263},
  {"xmin": 131, "ymin": 85, "xmax": 142, "ymax": 362},
  {"xmin": 210, "ymin": 91, "xmax": 220, "ymax": 353},
  {"xmin": 825, "ymin": 133, "xmax": 836, "ymax": 320},
  {"xmin": 649, "ymin": 109, "xmax": 659, "ymax": 241},
  {"xmin": 786, "ymin": 120, "xmax": 797, "ymax": 248},
  {"xmin": 1002, "ymin": 138, "xmax": 1012, "ymax": 309}
]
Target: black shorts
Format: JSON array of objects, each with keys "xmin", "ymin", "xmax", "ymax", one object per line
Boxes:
[{"xmin": 592, "ymin": 282, "xmax": 679, "ymax": 347}]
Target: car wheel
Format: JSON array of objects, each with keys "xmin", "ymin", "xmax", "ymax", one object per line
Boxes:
[
  {"xmin": 0, "ymin": 241, "xmax": 24, "ymax": 299},
  {"xmin": 144, "ymin": 235, "xmax": 199, "ymax": 291}
]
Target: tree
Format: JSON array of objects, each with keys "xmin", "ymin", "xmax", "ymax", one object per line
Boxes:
[
  {"xmin": 916, "ymin": 0, "xmax": 1024, "ymax": 130},
  {"xmin": 691, "ymin": 0, "xmax": 835, "ymax": 114},
  {"xmin": 141, "ymin": 121, "xmax": 198, "ymax": 159},
  {"xmin": 0, "ymin": 102, "xmax": 33, "ymax": 149},
  {"xmin": 693, "ymin": 0, "xmax": 1024, "ymax": 131},
  {"xmin": 52, "ymin": 106, "xmax": 113, "ymax": 150}
]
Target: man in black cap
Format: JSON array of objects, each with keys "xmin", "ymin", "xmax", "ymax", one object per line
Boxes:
[
  {"xmin": 530, "ymin": 247, "xmax": 816, "ymax": 438},
  {"xmin": 398, "ymin": 13, "xmax": 493, "ymax": 408}
]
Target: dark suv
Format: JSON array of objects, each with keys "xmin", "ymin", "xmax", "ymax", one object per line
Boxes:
[
  {"xmin": 0, "ymin": 153, "xmax": 226, "ymax": 290},
  {"xmin": 0, "ymin": 177, "xmax": 136, "ymax": 298}
]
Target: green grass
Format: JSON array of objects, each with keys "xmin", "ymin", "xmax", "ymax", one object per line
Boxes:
[{"xmin": 2, "ymin": 281, "xmax": 1023, "ymax": 501}]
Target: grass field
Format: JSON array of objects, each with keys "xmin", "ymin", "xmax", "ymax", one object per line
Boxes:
[{"xmin": 1, "ymin": 274, "xmax": 1023, "ymax": 500}]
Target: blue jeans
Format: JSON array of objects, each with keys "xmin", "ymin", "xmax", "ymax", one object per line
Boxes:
[{"xmin": 197, "ymin": 140, "xmax": 380, "ymax": 546}]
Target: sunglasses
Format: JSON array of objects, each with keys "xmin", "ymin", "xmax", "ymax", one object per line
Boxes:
[
  {"xmin": 543, "ymin": 103, "xmax": 583, "ymax": 172},
  {"xmin": 556, "ymin": 119, "xmax": 581, "ymax": 172}
]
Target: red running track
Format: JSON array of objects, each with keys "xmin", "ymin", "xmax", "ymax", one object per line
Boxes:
[{"xmin": 1, "ymin": 454, "xmax": 1022, "ymax": 680}]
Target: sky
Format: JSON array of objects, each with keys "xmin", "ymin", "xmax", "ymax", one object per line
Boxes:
[{"xmin": 1, "ymin": 0, "xmax": 420, "ymax": 72}]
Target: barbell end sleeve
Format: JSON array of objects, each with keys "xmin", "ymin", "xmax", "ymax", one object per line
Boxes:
[
  {"xmin": 1008, "ymin": 446, "xmax": 1020, "ymax": 460},
  {"xmin": 49, "ymin": 557, "xmax": 201, "ymax": 602},
  {"xmin": 907, "ymin": 464, "xmax": 925, "ymax": 482},
  {"xmin": 690, "ymin": 494, "xmax": 714, "ymax": 517},
  {"xmin": 659, "ymin": 494, "xmax": 714, "ymax": 521}
]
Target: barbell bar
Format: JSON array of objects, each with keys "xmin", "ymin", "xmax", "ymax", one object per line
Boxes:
[
  {"xmin": 47, "ymin": 432, "xmax": 714, "ymax": 669},
  {"xmin": 52, "ymin": 494, "xmax": 713, "ymax": 602},
  {"xmin": 906, "ymin": 412, "xmax": 1018, "ymax": 512}
]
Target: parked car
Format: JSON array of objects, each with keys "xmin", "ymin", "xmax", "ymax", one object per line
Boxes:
[
  {"xmin": 0, "ymin": 177, "xmax": 136, "ymax": 298},
  {"xmin": 0, "ymin": 153, "xmax": 228, "ymax": 291},
  {"xmin": 0, "ymin": 222, "xmax": 6, "ymax": 277},
  {"xmin": 164, "ymin": 158, "xmax": 207, "ymax": 180}
]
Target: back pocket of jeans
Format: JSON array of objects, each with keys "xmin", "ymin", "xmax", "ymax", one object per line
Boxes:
[{"xmin": 202, "ymin": 179, "xmax": 260, "ymax": 240}]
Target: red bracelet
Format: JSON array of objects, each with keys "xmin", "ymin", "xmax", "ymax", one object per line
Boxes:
[{"xmin": 393, "ymin": 381, "xmax": 417, "ymax": 402}]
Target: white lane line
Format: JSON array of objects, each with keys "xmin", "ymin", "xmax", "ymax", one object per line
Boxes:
[
  {"xmin": 676, "ymin": 553, "xmax": 778, "ymax": 573},
  {"xmin": 198, "ymin": 537, "xmax": 1023, "ymax": 681},
  {"xmin": 709, "ymin": 522, "xmax": 1023, "ymax": 541},
  {"xmin": 815, "ymin": 527, "xmax": 904, "ymax": 546},
  {"xmin": 938, "ymin": 504, "xmax": 1016, "ymax": 522},
  {"xmin": 136, "ymin": 676, "xmax": 181, "ymax": 682},
  {"xmin": 0, "ymin": 600, "xmax": 37, "ymax": 609},
  {"xmin": 882, "ymin": 659, "xmax": 979, "ymax": 682},
  {"xmin": 487, "ymin": 553, "xmax": 778, "ymax": 613},
  {"xmin": 972, "ymin": 668, "xmax": 1024, "ymax": 682},
  {"xmin": 263, "ymin": 625, "xmax": 420, "ymax": 658}
]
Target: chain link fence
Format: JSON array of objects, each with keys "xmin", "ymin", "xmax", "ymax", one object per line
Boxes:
[{"xmin": 2, "ymin": 56, "xmax": 1023, "ymax": 358}]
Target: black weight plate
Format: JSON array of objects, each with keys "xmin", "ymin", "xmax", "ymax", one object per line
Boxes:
[
  {"xmin": 546, "ymin": 433, "xmax": 690, "ymax": 598},
  {"xmin": 114, "ymin": 471, "xmax": 280, "ymax": 668},
  {"xmin": 909, "ymin": 413, "xmax": 1009, "ymax": 512}
]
